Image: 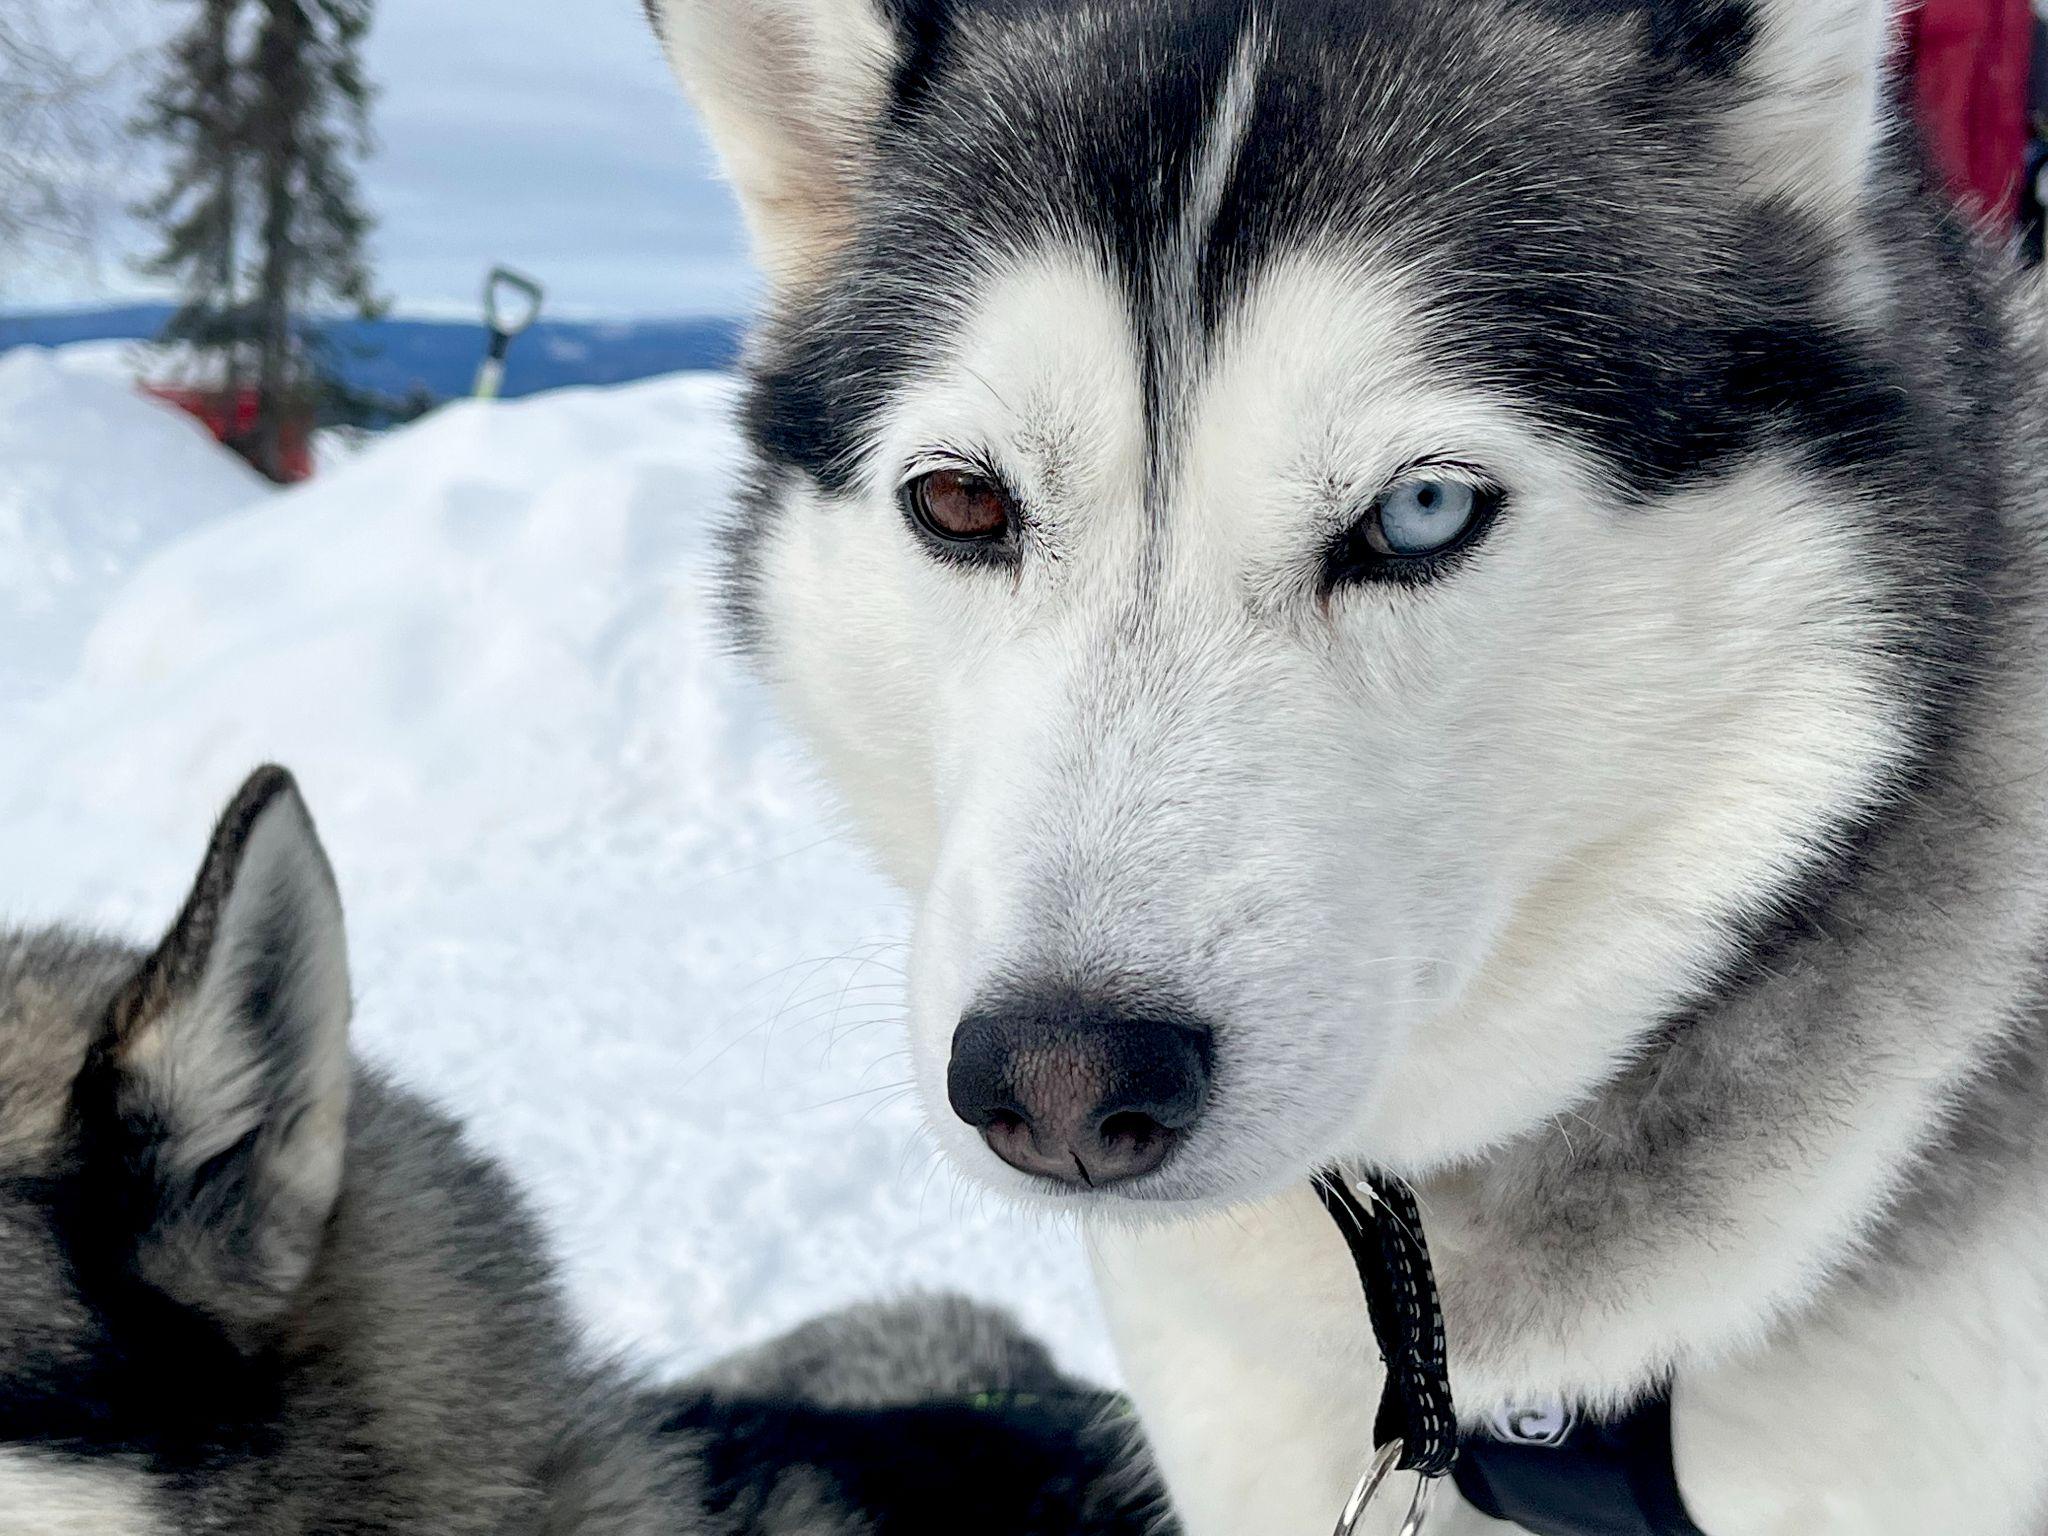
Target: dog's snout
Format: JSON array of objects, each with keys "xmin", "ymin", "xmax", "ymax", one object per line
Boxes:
[{"xmin": 946, "ymin": 996, "xmax": 1211, "ymax": 1187}]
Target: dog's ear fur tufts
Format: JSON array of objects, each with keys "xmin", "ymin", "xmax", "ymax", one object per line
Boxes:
[
  {"xmin": 649, "ymin": 0, "xmax": 907, "ymax": 289},
  {"xmin": 1725, "ymin": 0, "xmax": 1899, "ymax": 213},
  {"xmin": 111, "ymin": 765, "xmax": 352, "ymax": 1344}
]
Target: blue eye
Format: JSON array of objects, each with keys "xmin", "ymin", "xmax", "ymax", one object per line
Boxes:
[
  {"xmin": 1320, "ymin": 469, "xmax": 1503, "ymax": 591},
  {"xmin": 1369, "ymin": 477, "xmax": 1481, "ymax": 556}
]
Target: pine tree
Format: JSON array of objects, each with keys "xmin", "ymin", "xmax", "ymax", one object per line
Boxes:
[
  {"xmin": 246, "ymin": 0, "xmax": 379, "ymax": 479},
  {"xmin": 134, "ymin": 0, "xmax": 380, "ymax": 481},
  {"xmin": 134, "ymin": 0, "xmax": 247, "ymax": 407}
]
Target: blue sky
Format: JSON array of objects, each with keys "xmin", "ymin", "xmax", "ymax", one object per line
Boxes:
[{"xmin": 21, "ymin": 0, "xmax": 758, "ymax": 318}]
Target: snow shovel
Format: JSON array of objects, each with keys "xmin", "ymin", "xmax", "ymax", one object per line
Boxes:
[{"xmin": 473, "ymin": 266, "xmax": 545, "ymax": 400}]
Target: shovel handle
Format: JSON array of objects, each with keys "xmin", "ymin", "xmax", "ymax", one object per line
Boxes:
[
  {"xmin": 483, "ymin": 266, "xmax": 544, "ymax": 339},
  {"xmin": 475, "ymin": 266, "xmax": 545, "ymax": 398}
]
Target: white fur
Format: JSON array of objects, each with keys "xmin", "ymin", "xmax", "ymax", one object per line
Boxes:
[
  {"xmin": 0, "ymin": 1449, "xmax": 162, "ymax": 1536},
  {"xmin": 1724, "ymin": 0, "xmax": 1896, "ymax": 215}
]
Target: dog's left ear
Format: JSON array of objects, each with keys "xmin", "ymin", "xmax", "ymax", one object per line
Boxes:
[
  {"xmin": 109, "ymin": 766, "xmax": 351, "ymax": 1344},
  {"xmin": 1720, "ymin": 0, "xmax": 1899, "ymax": 213},
  {"xmin": 647, "ymin": 0, "xmax": 911, "ymax": 289}
]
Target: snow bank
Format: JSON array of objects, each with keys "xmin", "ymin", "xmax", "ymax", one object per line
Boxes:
[
  {"xmin": 0, "ymin": 374, "xmax": 1111, "ymax": 1381},
  {"xmin": 0, "ymin": 347, "xmax": 267, "ymax": 702}
]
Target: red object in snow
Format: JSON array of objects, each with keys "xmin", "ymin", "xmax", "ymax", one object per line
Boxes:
[
  {"xmin": 1899, "ymin": 0, "xmax": 2037, "ymax": 228},
  {"xmin": 144, "ymin": 385, "xmax": 315, "ymax": 483}
]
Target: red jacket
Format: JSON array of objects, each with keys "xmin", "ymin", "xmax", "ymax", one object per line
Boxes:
[{"xmin": 1899, "ymin": 0, "xmax": 2037, "ymax": 225}]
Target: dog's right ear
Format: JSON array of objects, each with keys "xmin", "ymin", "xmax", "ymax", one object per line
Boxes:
[
  {"xmin": 106, "ymin": 766, "xmax": 351, "ymax": 1346},
  {"xmin": 647, "ymin": 0, "xmax": 911, "ymax": 289}
]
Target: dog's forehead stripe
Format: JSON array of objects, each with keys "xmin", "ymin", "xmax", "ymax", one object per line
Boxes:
[
  {"xmin": 1171, "ymin": 18, "xmax": 1261, "ymax": 364},
  {"xmin": 1179, "ymin": 19, "xmax": 1266, "ymax": 273},
  {"xmin": 1149, "ymin": 15, "xmax": 1270, "ymax": 511}
]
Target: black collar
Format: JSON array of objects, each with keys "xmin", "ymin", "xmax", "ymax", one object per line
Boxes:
[{"xmin": 1316, "ymin": 1168, "xmax": 1710, "ymax": 1536}]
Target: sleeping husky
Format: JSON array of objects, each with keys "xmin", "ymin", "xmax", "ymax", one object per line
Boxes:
[
  {"xmin": 0, "ymin": 767, "xmax": 1158, "ymax": 1534},
  {"xmin": 648, "ymin": 0, "xmax": 2048, "ymax": 1530}
]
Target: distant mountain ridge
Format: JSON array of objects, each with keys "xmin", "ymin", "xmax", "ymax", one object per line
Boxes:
[{"xmin": 0, "ymin": 305, "xmax": 745, "ymax": 400}]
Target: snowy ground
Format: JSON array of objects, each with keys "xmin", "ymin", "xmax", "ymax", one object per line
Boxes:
[
  {"xmin": 0, "ymin": 348, "xmax": 1112, "ymax": 1382},
  {"xmin": 0, "ymin": 350, "xmax": 268, "ymax": 706}
]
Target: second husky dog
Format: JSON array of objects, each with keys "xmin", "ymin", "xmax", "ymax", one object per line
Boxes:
[{"xmin": 0, "ymin": 767, "xmax": 1159, "ymax": 1534}]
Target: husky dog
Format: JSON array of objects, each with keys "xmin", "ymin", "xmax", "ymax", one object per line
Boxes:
[
  {"xmin": 650, "ymin": 0, "xmax": 2048, "ymax": 1530},
  {"xmin": 0, "ymin": 767, "xmax": 1159, "ymax": 1534}
]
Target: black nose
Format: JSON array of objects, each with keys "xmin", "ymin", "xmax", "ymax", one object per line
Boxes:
[{"xmin": 946, "ymin": 994, "xmax": 1212, "ymax": 1187}]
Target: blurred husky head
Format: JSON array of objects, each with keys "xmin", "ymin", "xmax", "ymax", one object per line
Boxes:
[
  {"xmin": 0, "ymin": 768, "xmax": 353, "ymax": 1366},
  {"xmin": 0, "ymin": 771, "xmax": 625, "ymax": 1533},
  {"xmin": 655, "ymin": 0, "xmax": 1986, "ymax": 1211},
  {"xmin": 0, "ymin": 771, "xmax": 1165, "ymax": 1533}
]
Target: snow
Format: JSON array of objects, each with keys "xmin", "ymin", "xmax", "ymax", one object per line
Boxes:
[
  {"xmin": 27, "ymin": 337, "xmax": 230, "ymax": 390},
  {"xmin": 0, "ymin": 348, "xmax": 269, "ymax": 704},
  {"xmin": 0, "ymin": 360, "xmax": 1112, "ymax": 1381}
]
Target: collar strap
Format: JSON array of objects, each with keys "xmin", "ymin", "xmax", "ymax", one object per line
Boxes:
[
  {"xmin": 1455, "ymin": 1388, "xmax": 1710, "ymax": 1536},
  {"xmin": 1312, "ymin": 1167, "xmax": 1459, "ymax": 1477}
]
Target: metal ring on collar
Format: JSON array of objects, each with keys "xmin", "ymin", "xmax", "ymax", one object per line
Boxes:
[{"xmin": 1333, "ymin": 1439, "xmax": 1437, "ymax": 1536}]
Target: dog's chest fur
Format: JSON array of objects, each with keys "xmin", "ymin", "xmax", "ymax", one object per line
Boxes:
[{"xmin": 1095, "ymin": 1166, "xmax": 2048, "ymax": 1536}]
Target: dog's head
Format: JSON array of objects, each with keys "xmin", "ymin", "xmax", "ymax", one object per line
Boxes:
[
  {"xmin": 656, "ymin": 0, "xmax": 1972, "ymax": 1209},
  {"xmin": 0, "ymin": 769, "xmax": 351, "ymax": 1450}
]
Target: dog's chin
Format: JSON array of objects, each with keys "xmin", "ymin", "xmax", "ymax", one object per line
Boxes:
[{"xmin": 934, "ymin": 1121, "xmax": 1337, "ymax": 1227}]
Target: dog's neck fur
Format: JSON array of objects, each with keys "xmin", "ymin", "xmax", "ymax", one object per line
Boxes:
[{"xmin": 1426, "ymin": 281, "xmax": 2048, "ymax": 1408}]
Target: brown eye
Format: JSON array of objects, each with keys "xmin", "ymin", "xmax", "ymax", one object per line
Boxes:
[{"xmin": 906, "ymin": 468, "xmax": 1015, "ymax": 543}]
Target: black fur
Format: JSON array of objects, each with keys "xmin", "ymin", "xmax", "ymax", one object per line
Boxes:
[{"xmin": 664, "ymin": 1389, "xmax": 1144, "ymax": 1534}]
